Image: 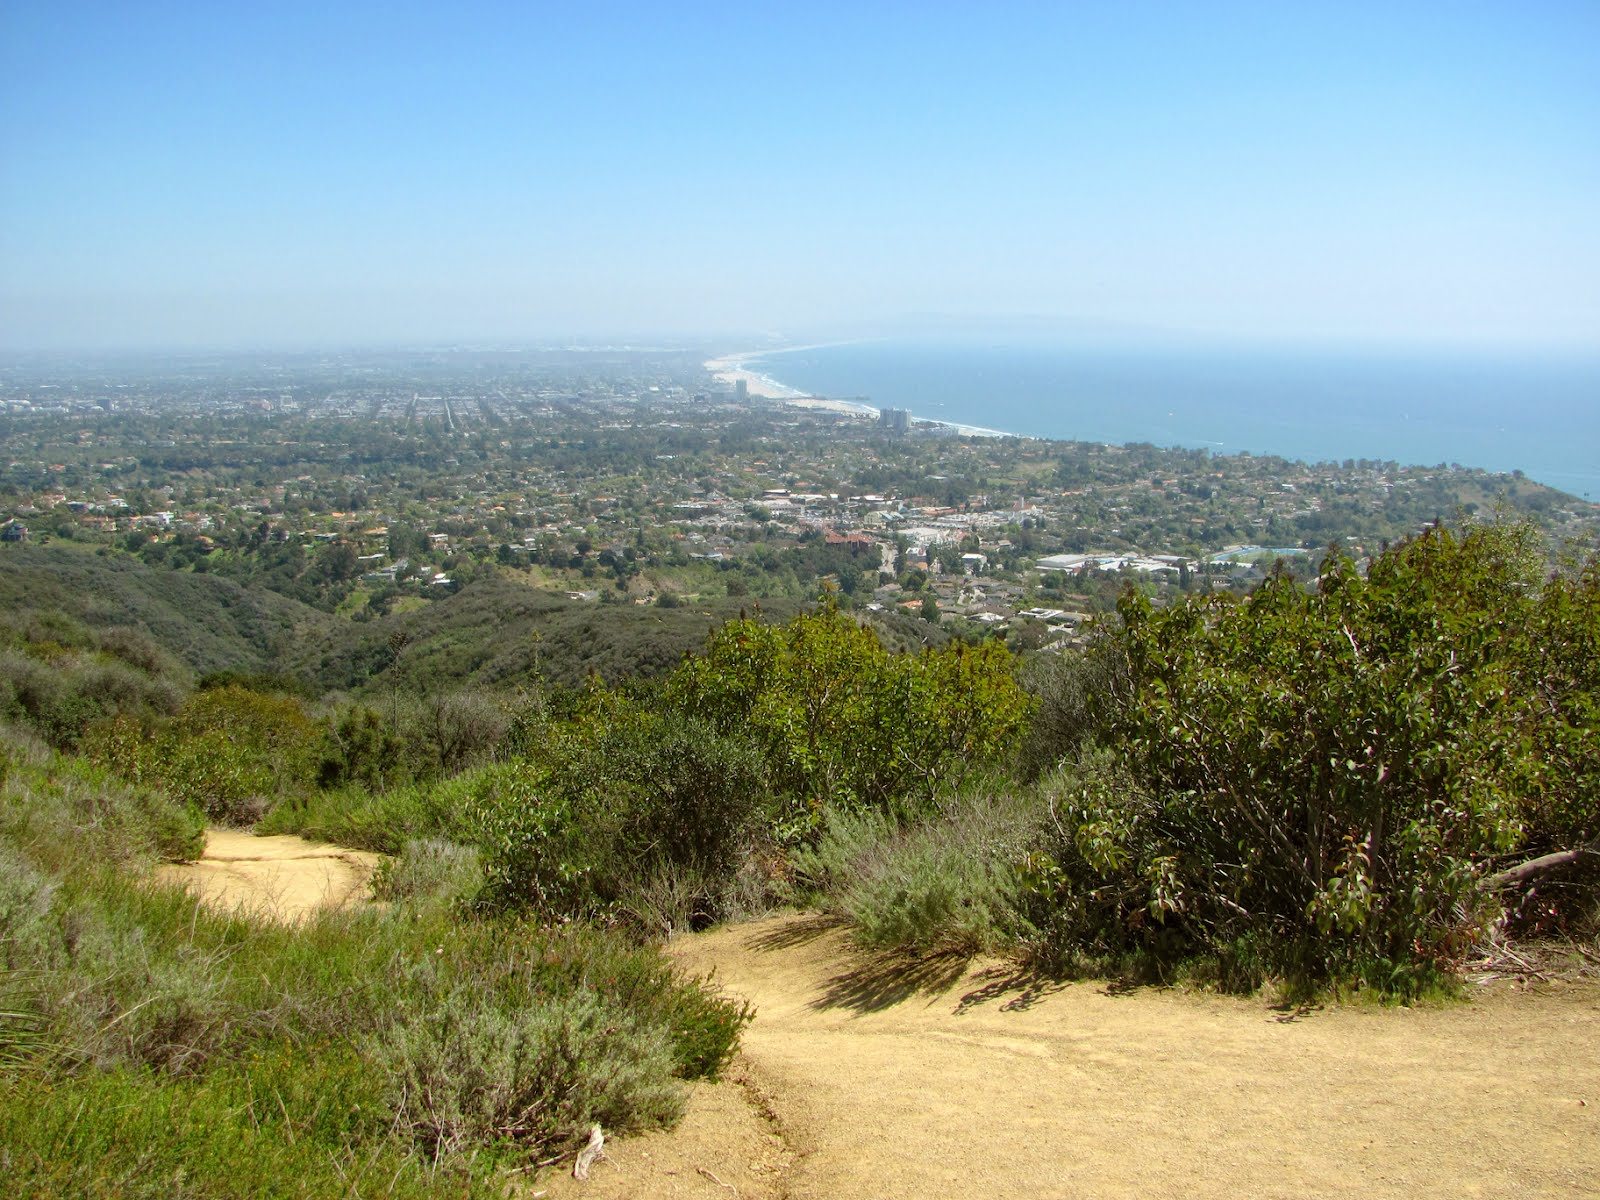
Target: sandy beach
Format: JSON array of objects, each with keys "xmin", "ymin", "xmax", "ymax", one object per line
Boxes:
[
  {"xmin": 704, "ymin": 351, "xmax": 812, "ymax": 401},
  {"xmin": 706, "ymin": 345, "xmax": 1016, "ymax": 436}
]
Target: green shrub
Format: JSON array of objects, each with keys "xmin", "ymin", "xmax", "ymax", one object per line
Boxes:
[
  {"xmin": 369, "ymin": 988, "xmax": 684, "ymax": 1157},
  {"xmin": 370, "ymin": 837, "xmax": 482, "ymax": 909},
  {"xmin": 160, "ymin": 727, "xmax": 278, "ymax": 824},
  {"xmin": 315, "ymin": 701, "xmax": 406, "ymax": 791},
  {"xmin": 471, "ymin": 706, "xmax": 770, "ymax": 929},
  {"xmin": 1015, "ymin": 631, "xmax": 1127, "ymax": 780},
  {"xmin": 795, "ymin": 786, "xmax": 1037, "ymax": 956},
  {"xmin": 1020, "ymin": 524, "xmax": 1600, "ymax": 993},
  {"xmin": 669, "ymin": 601, "xmax": 1033, "ymax": 815},
  {"xmin": 84, "ymin": 685, "xmax": 322, "ymax": 824}
]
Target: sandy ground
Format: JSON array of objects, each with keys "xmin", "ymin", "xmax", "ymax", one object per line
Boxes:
[
  {"xmin": 544, "ymin": 913, "xmax": 1600, "ymax": 1200},
  {"xmin": 153, "ymin": 828, "xmax": 379, "ymax": 924}
]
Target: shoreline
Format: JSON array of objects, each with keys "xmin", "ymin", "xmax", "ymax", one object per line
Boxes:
[
  {"xmin": 705, "ymin": 344, "xmax": 1594, "ymax": 491},
  {"xmin": 705, "ymin": 345, "xmax": 1020, "ymax": 439},
  {"xmin": 703, "ymin": 350, "xmax": 811, "ymax": 401}
]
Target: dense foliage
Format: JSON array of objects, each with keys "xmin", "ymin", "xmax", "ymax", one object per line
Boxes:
[
  {"xmin": 462, "ymin": 603, "xmax": 1031, "ymax": 930},
  {"xmin": 469, "ymin": 705, "xmax": 770, "ymax": 931},
  {"xmin": 671, "ymin": 603, "xmax": 1033, "ymax": 818},
  {"xmin": 1022, "ymin": 525, "xmax": 1600, "ymax": 991}
]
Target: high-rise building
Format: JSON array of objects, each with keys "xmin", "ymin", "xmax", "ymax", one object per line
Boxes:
[{"xmin": 734, "ymin": 378, "xmax": 748, "ymax": 403}]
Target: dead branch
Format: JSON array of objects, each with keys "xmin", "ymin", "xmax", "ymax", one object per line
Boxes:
[
  {"xmin": 698, "ymin": 1166, "xmax": 739, "ymax": 1195},
  {"xmin": 573, "ymin": 1124, "xmax": 605, "ymax": 1181},
  {"xmin": 1482, "ymin": 842, "xmax": 1599, "ymax": 891}
]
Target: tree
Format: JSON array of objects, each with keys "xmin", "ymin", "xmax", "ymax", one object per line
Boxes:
[{"xmin": 669, "ymin": 603, "xmax": 1030, "ymax": 816}]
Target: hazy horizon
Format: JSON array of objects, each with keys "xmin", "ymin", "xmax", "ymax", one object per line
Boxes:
[{"xmin": 3, "ymin": 3, "xmax": 1597, "ymax": 354}]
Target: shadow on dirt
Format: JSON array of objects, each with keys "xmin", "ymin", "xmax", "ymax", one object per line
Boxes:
[
  {"xmin": 954, "ymin": 966, "xmax": 1072, "ymax": 1014},
  {"xmin": 1270, "ymin": 1003, "xmax": 1326, "ymax": 1023},
  {"xmin": 811, "ymin": 951, "xmax": 971, "ymax": 1014},
  {"xmin": 746, "ymin": 913, "xmax": 848, "ymax": 953}
]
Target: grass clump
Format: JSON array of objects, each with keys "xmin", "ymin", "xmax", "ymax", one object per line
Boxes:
[
  {"xmin": 256, "ymin": 774, "xmax": 474, "ymax": 853},
  {"xmin": 370, "ymin": 837, "xmax": 482, "ymax": 909},
  {"xmin": 0, "ymin": 1046, "xmax": 472, "ymax": 1199}
]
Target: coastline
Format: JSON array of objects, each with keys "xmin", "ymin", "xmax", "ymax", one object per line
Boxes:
[
  {"xmin": 708, "ymin": 341, "xmax": 1599, "ymax": 493},
  {"xmin": 705, "ymin": 345, "xmax": 1019, "ymax": 438},
  {"xmin": 703, "ymin": 350, "xmax": 811, "ymax": 401}
]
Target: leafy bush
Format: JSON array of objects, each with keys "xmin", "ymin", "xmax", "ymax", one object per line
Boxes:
[
  {"xmin": 1020, "ymin": 525, "xmax": 1600, "ymax": 993},
  {"xmin": 1492, "ymin": 555, "xmax": 1600, "ymax": 853},
  {"xmin": 470, "ymin": 705, "xmax": 769, "ymax": 929},
  {"xmin": 316, "ymin": 701, "xmax": 407, "ymax": 791},
  {"xmin": 1015, "ymin": 631, "xmax": 1127, "ymax": 781},
  {"xmin": 670, "ymin": 601, "xmax": 1033, "ymax": 816},
  {"xmin": 84, "ymin": 684, "xmax": 321, "ymax": 823}
]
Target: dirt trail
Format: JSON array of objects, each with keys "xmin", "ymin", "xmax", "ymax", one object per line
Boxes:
[
  {"xmin": 548, "ymin": 913, "xmax": 1600, "ymax": 1200},
  {"xmin": 154, "ymin": 829, "xmax": 379, "ymax": 923}
]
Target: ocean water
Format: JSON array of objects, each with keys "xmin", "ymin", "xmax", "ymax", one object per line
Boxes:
[{"xmin": 749, "ymin": 340, "xmax": 1600, "ymax": 500}]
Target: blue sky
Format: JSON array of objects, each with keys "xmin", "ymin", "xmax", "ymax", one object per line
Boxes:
[{"xmin": 2, "ymin": 1, "xmax": 1596, "ymax": 349}]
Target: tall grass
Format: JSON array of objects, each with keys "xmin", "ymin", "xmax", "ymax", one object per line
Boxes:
[{"xmin": 255, "ymin": 775, "xmax": 476, "ymax": 852}]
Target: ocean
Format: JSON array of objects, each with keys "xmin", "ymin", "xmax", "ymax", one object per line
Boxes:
[{"xmin": 746, "ymin": 340, "xmax": 1600, "ymax": 500}]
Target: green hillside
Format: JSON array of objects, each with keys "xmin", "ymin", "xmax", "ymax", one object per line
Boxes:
[
  {"xmin": 0, "ymin": 543, "xmax": 813, "ymax": 699},
  {"xmin": 0, "ymin": 543, "xmax": 332, "ymax": 678}
]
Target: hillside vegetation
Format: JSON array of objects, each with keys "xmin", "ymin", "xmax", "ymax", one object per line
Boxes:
[
  {"xmin": 2, "ymin": 519, "xmax": 1597, "ymax": 1191},
  {"xmin": 0, "ymin": 543, "xmax": 813, "ymax": 699},
  {"xmin": 0, "ymin": 728, "xmax": 748, "ymax": 1195}
]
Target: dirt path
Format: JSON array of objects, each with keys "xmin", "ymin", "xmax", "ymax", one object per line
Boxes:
[
  {"xmin": 154, "ymin": 829, "xmax": 379, "ymax": 923},
  {"xmin": 547, "ymin": 913, "xmax": 1600, "ymax": 1200}
]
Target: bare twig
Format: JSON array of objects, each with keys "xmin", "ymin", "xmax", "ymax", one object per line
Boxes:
[
  {"xmin": 1341, "ymin": 623, "xmax": 1362, "ymax": 660},
  {"xmin": 698, "ymin": 1167, "xmax": 739, "ymax": 1195}
]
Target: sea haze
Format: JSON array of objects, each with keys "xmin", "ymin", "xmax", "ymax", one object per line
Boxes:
[{"xmin": 750, "ymin": 341, "xmax": 1600, "ymax": 500}]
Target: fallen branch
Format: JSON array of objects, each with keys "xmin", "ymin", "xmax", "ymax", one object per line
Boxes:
[
  {"xmin": 1482, "ymin": 843, "xmax": 1600, "ymax": 891},
  {"xmin": 573, "ymin": 1124, "xmax": 605, "ymax": 1181}
]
